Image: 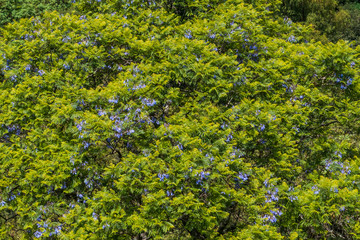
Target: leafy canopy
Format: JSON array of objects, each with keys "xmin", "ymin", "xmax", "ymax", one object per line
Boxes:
[
  {"xmin": 0, "ymin": 0, "xmax": 73, "ymax": 27},
  {"xmin": 0, "ymin": 0, "xmax": 360, "ymax": 239}
]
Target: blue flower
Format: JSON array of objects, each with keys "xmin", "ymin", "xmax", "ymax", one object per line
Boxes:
[
  {"xmin": 199, "ymin": 171, "xmax": 210, "ymax": 180},
  {"xmin": 109, "ymin": 98, "xmax": 118, "ymax": 104},
  {"xmin": 158, "ymin": 173, "xmax": 169, "ymax": 181},
  {"xmin": 38, "ymin": 70, "xmax": 45, "ymax": 76},
  {"xmin": 34, "ymin": 231, "xmax": 43, "ymax": 238},
  {"xmin": 311, "ymin": 185, "xmax": 319, "ymax": 195},
  {"xmin": 62, "ymin": 36, "xmax": 71, "ymax": 42},
  {"xmin": 141, "ymin": 98, "xmax": 156, "ymax": 107},
  {"xmin": 76, "ymin": 121, "xmax": 85, "ymax": 131},
  {"xmin": 287, "ymin": 35, "xmax": 296, "ymax": 42},
  {"xmin": 226, "ymin": 133, "xmax": 233, "ymax": 142},
  {"xmin": 98, "ymin": 109, "xmax": 106, "ymax": 116},
  {"xmin": 83, "ymin": 141, "xmax": 90, "ymax": 149},
  {"xmin": 289, "ymin": 195, "xmax": 298, "ymax": 202},
  {"xmin": 132, "ymin": 84, "xmax": 146, "ymax": 90},
  {"xmin": 263, "ymin": 179, "xmax": 269, "ymax": 187},
  {"xmin": 238, "ymin": 172, "xmax": 249, "ymax": 182},
  {"xmin": 184, "ymin": 30, "xmax": 192, "ymax": 39},
  {"xmin": 50, "ymin": 226, "xmax": 62, "ymax": 236}
]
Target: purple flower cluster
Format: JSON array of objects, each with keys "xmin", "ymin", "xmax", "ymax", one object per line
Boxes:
[
  {"xmin": 141, "ymin": 97, "xmax": 156, "ymax": 107},
  {"xmin": 195, "ymin": 170, "xmax": 210, "ymax": 185},
  {"xmin": 34, "ymin": 222, "xmax": 49, "ymax": 238},
  {"xmin": 324, "ymin": 157, "xmax": 351, "ymax": 175},
  {"xmin": 38, "ymin": 70, "xmax": 45, "ymax": 76},
  {"xmin": 287, "ymin": 187, "xmax": 298, "ymax": 202},
  {"xmin": 184, "ymin": 30, "xmax": 192, "ymax": 39},
  {"xmin": 282, "ymin": 83, "xmax": 294, "ymax": 93},
  {"xmin": 265, "ymin": 187, "xmax": 279, "ymax": 203},
  {"xmin": 225, "ymin": 132, "xmax": 233, "ymax": 142},
  {"xmin": 108, "ymin": 98, "xmax": 118, "ymax": 104},
  {"xmin": 158, "ymin": 173, "xmax": 169, "ymax": 181},
  {"xmin": 262, "ymin": 209, "xmax": 283, "ymax": 223},
  {"xmin": 237, "ymin": 172, "xmax": 249, "ymax": 182},
  {"xmin": 98, "ymin": 109, "xmax": 107, "ymax": 116},
  {"xmin": 205, "ymin": 153, "xmax": 214, "ymax": 162},
  {"xmin": 311, "ymin": 185, "xmax": 320, "ymax": 195},
  {"xmin": 287, "ymin": 35, "xmax": 296, "ymax": 42}
]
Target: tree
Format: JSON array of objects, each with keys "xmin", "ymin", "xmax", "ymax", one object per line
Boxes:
[
  {"xmin": 281, "ymin": 0, "xmax": 360, "ymax": 44},
  {"xmin": 0, "ymin": 0, "xmax": 360, "ymax": 239},
  {"xmin": 0, "ymin": 0, "xmax": 73, "ymax": 27}
]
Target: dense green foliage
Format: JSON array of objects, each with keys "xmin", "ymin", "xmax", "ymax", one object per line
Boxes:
[
  {"xmin": 0, "ymin": 0, "xmax": 360, "ymax": 239},
  {"xmin": 0, "ymin": 0, "xmax": 73, "ymax": 27},
  {"xmin": 281, "ymin": 0, "xmax": 360, "ymax": 43}
]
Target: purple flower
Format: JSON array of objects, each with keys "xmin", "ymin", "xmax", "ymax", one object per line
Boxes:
[
  {"xmin": 50, "ymin": 226, "xmax": 62, "ymax": 236},
  {"xmin": 132, "ymin": 84, "xmax": 146, "ymax": 90},
  {"xmin": 34, "ymin": 231, "xmax": 43, "ymax": 238},
  {"xmin": 238, "ymin": 172, "xmax": 249, "ymax": 182},
  {"xmin": 335, "ymin": 151, "xmax": 342, "ymax": 158},
  {"xmin": 199, "ymin": 171, "xmax": 210, "ymax": 180},
  {"xmin": 289, "ymin": 195, "xmax": 298, "ymax": 202},
  {"xmin": 226, "ymin": 133, "xmax": 233, "ymax": 142},
  {"xmin": 38, "ymin": 70, "xmax": 45, "ymax": 76},
  {"xmin": 83, "ymin": 141, "xmax": 90, "ymax": 149},
  {"xmin": 109, "ymin": 98, "xmax": 118, "ymax": 104},
  {"xmin": 311, "ymin": 185, "xmax": 319, "ymax": 195},
  {"xmin": 177, "ymin": 143, "xmax": 183, "ymax": 150},
  {"xmin": 76, "ymin": 121, "xmax": 85, "ymax": 131},
  {"xmin": 184, "ymin": 30, "xmax": 192, "ymax": 39},
  {"xmin": 158, "ymin": 173, "xmax": 169, "ymax": 181},
  {"xmin": 141, "ymin": 98, "xmax": 156, "ymax": 107},
  {"xmin": 263, "ymin": 179, "xmax": 270, "ymax": 187},
  {"xmin": 10, "ymin": 75, "xmax": 17, "ymax": 81},
  {"xmin": 98, "ymin": 109, "xmax": 106, "ymax": 116},
  {"xmin": 287, "ymin": 35, "xmax": 296, "ymax": 42}
]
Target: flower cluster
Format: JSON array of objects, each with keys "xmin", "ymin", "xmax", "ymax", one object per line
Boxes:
[{"xmin": 324, "ymin": 156, "xmax": 351, "ymax": 175}]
